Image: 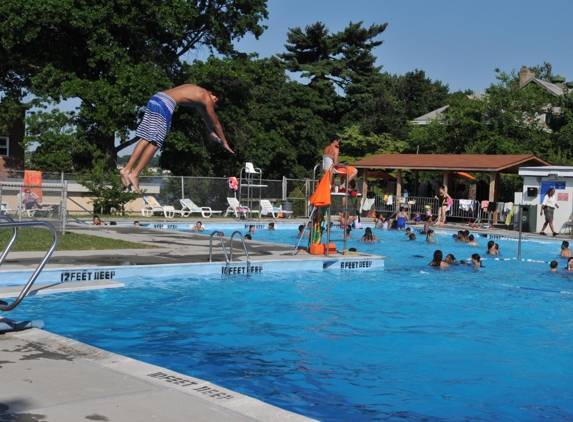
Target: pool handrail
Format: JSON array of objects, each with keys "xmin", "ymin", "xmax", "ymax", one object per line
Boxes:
[
  {"xmin": 208, "ymin": 231, "xmax": 229, "ymax": 266},
  {"xmin": 0, "ymin": 216, "xmax": 60, "ymax": 312},
  {"xmin": 229, "ymin": 231, "xmax": 251, "ymax": 274},
  {"xmin": 0, "ymin": 214, "xmax": 18, "ymax": 267}
]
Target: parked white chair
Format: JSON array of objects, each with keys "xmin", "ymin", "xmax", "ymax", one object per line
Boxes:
[
  {"xmin": 142, "ymin": 196, "xmax": 184, "ymax": 218},
  {"xmin": 179, "ymin": 198, "xmax": 222, "ymax": 218},
  {"xmin": 260, "ymin": 200, "xmax": 293, "ymax": 218},
  {"xmin": 0, "ymin": 202, "xmax": 14, "ymax": 215},
  {"xmin": 225, "ymin": 197, "xmax": 259, "ymax": 218},
  {"xmin": 245, "ymin": 162, "xmax": 257, "ymax": 174},
  {"xmin": 564, "ymin": 214, "xmax": 573, "ymax": 235}
]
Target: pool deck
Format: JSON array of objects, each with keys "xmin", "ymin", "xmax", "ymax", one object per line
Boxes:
[
  {"xmin": 0, "ymin": 218, "xmax": 380, "ymax": 272},
  {"xmin": 0, "ymin": 217, "xmax": 567, "ymax": 421}
]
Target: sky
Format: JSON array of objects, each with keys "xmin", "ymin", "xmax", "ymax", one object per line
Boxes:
[{"xmin": 189, "ymin": 0, "xmax": 573, "ymax": 94}]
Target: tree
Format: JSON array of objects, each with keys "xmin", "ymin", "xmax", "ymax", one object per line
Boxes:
[
  {"xmin": 279, "ymin": 21, "xmax": 387, "ymax": 127},
  {"xmin": 408, "ymin": 66, "xmax": 559, "ymax": 160},
  {"xmin": 280, "ymin": 21, "xmax": 387, "ymax": 92},
  {"xmin": 24, "ymin": 107, "xmax": 94, "ymax": 172},
  {"xmin": 0, "ymin": 0, "xmax": 269, "ymax": 171},
  {"xmin": 77, "ymin": 162, "xmax": 139, "ymax": 214},
  {"xmin": 338, "ymin": 125, "xmax": 407, "ymax": 163}
]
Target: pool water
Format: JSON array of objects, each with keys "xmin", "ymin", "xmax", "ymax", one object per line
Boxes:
[{"xmin": 9, "ymin": 227, "xmax": 573, "ymax": 421}]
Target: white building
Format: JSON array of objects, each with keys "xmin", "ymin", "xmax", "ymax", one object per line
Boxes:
[{"xmin": 518, "ymin": 166, "xmax": 573, "ymax": 234}]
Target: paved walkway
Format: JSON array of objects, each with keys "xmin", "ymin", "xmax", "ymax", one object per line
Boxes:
[{"xmin": 1, "ymin": 218, "xmax": 342, "ymax": 271}]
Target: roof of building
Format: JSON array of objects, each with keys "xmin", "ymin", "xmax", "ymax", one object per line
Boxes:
[
  {"xmin": 349, "ymin": 154, "xmax": 551, "ymax": 173},
  {"xmin": 411, "ymin": 105, "xmax": 450, "ymax": 125},
  {"xmin": 412, "ymin": 93, "xmax": 486, "ymax": 125},
  {"xmin": 520, "ymin": 78, "xmax": 564, "ymax": 96},
  {"xmin": 519, "ymin": 166, "xmax": 573, "ymax": 177}
]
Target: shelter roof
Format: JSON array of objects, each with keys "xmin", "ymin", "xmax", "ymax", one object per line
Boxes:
[
  {"xmin": 411, "ymin": 105, "xmax": 450, "ymax": 125},
  {"xmin": 519, "ymin": 166, "xmax": 573, "ymax": 177},
  {"xmin": 521, "ymin": 78, "xmax": 564, "ymax": 96},
  {"xmin": 349, "ymin": 154, "xmax": 551, "ymax": 173}
]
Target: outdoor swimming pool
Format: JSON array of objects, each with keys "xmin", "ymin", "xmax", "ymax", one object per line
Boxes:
[{"xmin": 8, "ymin": 227, "xmax": 573, "ymax": 421}]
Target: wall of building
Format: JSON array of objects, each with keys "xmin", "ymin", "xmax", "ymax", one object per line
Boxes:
[
  {"xmin": 521, "ymin": 175, "xmax": 572, "ymax": 233},
  {"xmin": 0, "ymin": 111, "xmax": 26, "ymax": 177}
]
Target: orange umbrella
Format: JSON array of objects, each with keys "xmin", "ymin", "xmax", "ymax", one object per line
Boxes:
[
  {"xmin": 310, "ymin": 172, "xmax": 332, "ymax": 207},
  {"xmin": 453, "ymin": 171, "xmax": 475, "ymax": 180}
]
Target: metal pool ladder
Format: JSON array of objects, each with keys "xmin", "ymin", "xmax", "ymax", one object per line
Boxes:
[
  {"xmin": 0, "ymin": 215, "xmax": 59, "ymax": 312},
  {"xmin": 208, "ymin": 230, "xmax": 251, "ymax": 275}
]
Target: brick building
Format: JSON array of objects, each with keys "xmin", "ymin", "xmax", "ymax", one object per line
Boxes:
[{"xmin": 0, "ymin": 108, "xmax": 26, "ymax": 178}]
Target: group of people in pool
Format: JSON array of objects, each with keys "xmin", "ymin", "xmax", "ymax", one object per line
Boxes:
[
  {"xmin": 425, "ymin": 228, "xmax": 489, "ymax": 268},
  {"xmin": 373, "ymin": 206, "xmax": 445, "ymax": 236},
  {"xmin": 548, "ymin": 240, "xmax": 573, "ymax": 272},
  {"xmin": 429, "ymin": 250, "xmax": 483, "ymax": 268}
]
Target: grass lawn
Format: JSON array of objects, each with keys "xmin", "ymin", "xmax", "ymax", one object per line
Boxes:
[{"xmin": 0, "ymin": 229, "xmax": 158, "ymax": 252}]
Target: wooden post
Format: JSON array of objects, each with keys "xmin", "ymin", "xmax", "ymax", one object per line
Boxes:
[
  {"xmin": 442, "ymin": 171, "xmax": 450, "ymax": 193},
  {"xmin": 396, "ymin": 169, "xmax": 402, "ymax": 197},
  {"xmin": 489, "ymin": 171, "xmax": 497, "ymax": 202},
  {"xmin": 489, "ymin": 171, "xmax": 498, "ymax": 223}
]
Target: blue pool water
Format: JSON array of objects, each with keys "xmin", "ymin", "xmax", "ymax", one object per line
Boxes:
[{"xmin": 8, "ymin": 227, "xmax": 573, "ymax": 421}]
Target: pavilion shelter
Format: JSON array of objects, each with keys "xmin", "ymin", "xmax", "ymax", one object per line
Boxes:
[{"xmin": 349, "ymin": 154, "xmax": 551, "ymax": 202}]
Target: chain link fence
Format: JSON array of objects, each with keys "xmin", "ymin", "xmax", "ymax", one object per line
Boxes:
[
  {"xmin": 137, "ymin": 175, "xmax": 309, "ymax": 216},
  {"xmin": 1, "ymin": 171, "xmax": 314, "ymax": 233}
]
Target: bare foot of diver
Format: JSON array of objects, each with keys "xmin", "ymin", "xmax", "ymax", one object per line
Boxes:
[
  {"xmin": 119, "ymin": 168, "xmax": 132, "ymax": 189},
  {"xmin": 128, "ymin": 173, "xmax": 141, "ymax": 194}
]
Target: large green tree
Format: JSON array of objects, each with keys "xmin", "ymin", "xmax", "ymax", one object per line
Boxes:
[{"xmin": 279, "ymin": 21, "xmax": 387, "ymax": 127}]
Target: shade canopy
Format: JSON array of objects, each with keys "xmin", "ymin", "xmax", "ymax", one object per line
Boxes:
[
  {"xmin": 349, "ymin": 154, "xmax": 550, "ymax": 174},
  {"xmin": 365, "ymin": 170, "xmax": 396, "ymax": 180}
]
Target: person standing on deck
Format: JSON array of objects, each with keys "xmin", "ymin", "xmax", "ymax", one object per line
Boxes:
[{"xmin": 540, "ymin": 187, "xmax": 559, "ymax": 236}]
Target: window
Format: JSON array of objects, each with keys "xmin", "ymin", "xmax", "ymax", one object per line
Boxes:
[{"xmin": 0, "ymin": 136, "xmax": 8, "ymax": 157}]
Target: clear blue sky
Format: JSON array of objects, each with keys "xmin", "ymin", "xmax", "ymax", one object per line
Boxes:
[{"xmin": 194, "ymin": 0, "xmax": 573, "ymax": 93}]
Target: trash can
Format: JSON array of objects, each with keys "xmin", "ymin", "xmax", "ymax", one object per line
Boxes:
[
  {"xmin": 520, "ymin": 204, "xmax": 537, "ymax": 233},
  {"xmin": 281, "ymin": 201, "xmax": 293, "ymax": 218}
]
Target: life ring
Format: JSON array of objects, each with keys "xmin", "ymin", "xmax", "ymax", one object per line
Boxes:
[{"xmin": 228, "ymin": 177, "xmax": 238, "ymax": 191}]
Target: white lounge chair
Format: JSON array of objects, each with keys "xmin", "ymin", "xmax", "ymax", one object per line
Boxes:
[
  {"xmin": 564, "ymin": 214, "xmax": 573, "ymax": 235},
  {"xmin": 225, "ymin": 197, "xmax": 259, "ymax": 219},
  {"xmin": 142, "ymin": 196, "xmax": 184, "ymax": 218},
  {"xmin": 179, "ymin": 198, "xmax": 222, "ymax": 218},
  {"xmin": 1, "ymin": 202, "xmax": 15, "ymax": 216},
  {"xmin": 260, "ymin": 200, "xmax": 293, "ymax": 218}
]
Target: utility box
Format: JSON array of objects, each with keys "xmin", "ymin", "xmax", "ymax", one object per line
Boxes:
[
  {"xmin": 281, "ymin": 201, "xmax": 293, "ymax": 213},
  {"xmin": 520, "ymin": 204, "xmax": 537, "ymax": 233}
]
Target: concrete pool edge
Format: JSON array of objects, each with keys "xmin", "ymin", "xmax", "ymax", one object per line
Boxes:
[
  {"xmin": 0, "ymin": 254, "xmax": 385, "ymax": 286},
  {"xmin": 1, "ymin": 328, "xmax": 318, "ymax": 422}
]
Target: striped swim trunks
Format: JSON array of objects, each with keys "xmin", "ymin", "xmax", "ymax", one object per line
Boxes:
[{"xmin": 135, "ymin": 92, "xmax": 177, "ymax": 148}]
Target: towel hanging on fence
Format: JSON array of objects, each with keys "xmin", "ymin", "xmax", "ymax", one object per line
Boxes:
[
  {"xmin": 459, "ymin": 199, "xmax": 472, "ymax": 211},
  {"xmin": 505, "ymin": 205, "xmax": 515, "ymax": 225}
]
